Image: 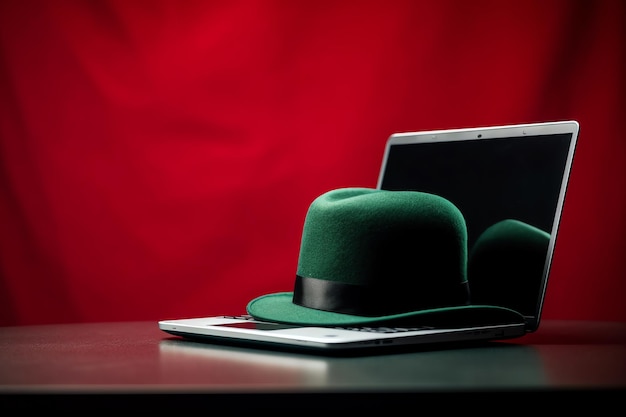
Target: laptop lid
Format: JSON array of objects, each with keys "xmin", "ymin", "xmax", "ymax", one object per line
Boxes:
[{"xmin": 376, "ymin": 120, "xmax": 579, "ymax": 332}]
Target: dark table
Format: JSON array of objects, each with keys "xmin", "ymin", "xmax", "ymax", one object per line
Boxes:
[{"xmin": 1, "ymin": 320, "xmax": 625, "ymax": 410}]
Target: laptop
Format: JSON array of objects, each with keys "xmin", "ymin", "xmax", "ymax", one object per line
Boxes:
[{"xmin": 158, "ymin": 120, "xmax": 579, "ymax": 354}]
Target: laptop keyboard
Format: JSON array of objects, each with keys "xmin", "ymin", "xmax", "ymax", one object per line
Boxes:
[
  {"xmin": 332, "ymin": 326, "xmax": 434, "ymax": 333},
  {"xmin": 223, "ymin": 315, "xmax": 434, "ymax": 334}
]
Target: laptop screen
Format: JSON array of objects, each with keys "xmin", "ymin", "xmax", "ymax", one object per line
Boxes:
[{"xmin": 377, "ymin": 122, "xmax": 578, "ymax": 330}]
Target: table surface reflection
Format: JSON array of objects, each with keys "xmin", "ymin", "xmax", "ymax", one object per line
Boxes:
[{"xmin": 1, "ymin": 319, "xmax": 625, "ymax": 409}]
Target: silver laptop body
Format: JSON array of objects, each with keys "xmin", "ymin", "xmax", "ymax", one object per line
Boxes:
[{"xmin": 159, "ymin": 120, "xmax": 579, "ymax": 354}]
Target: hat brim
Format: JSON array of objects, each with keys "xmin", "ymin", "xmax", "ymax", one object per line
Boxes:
[{"xmin": 247, "ymin": 292, "xmax": 524, "ymax": 328}]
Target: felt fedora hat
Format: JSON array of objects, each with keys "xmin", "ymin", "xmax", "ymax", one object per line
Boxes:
[{"xmin": 247, "ymin": 188, "xmax": 522, "ymax": 327}]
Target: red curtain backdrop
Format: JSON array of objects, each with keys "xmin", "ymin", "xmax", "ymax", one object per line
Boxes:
[{"xmin": 1, "ymin": 0, "xmax": 624, "ymax": 326}]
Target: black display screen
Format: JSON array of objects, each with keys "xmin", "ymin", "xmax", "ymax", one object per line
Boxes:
[{"xmin": 379, "ymin": 133, "xmax": 574, "ymax": 319}]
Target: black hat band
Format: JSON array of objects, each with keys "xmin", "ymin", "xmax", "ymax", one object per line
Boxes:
[{"xmin": 293, "ymin": 274, "xmax": 470, "ymax": 317}]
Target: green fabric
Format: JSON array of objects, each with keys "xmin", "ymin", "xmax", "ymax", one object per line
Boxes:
[
  {"xmin": 296, "ymin": 187, "xmax": 468, "ymax": 286},
  {"xmin": 247, "ymin": 292, "xmax": 524, "ymax": 327},
  {"xmin": 245, "ymin": 187, "xmax": 504, "ymax": 326}
]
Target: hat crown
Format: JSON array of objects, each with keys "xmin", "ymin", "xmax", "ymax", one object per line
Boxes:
[{"xmin": 294, "ymin": 188, "xmax": 468, "ymax": 316}]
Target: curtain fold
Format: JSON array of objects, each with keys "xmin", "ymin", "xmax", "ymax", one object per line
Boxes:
[{"xmin": 0, "ymin": 0, "xmax": 624, "ymax": 325}]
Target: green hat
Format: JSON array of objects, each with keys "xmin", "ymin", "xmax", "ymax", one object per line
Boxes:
[{"xmin": 247, "ymin": 188, "xmax": 523, "ymax": 327}]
